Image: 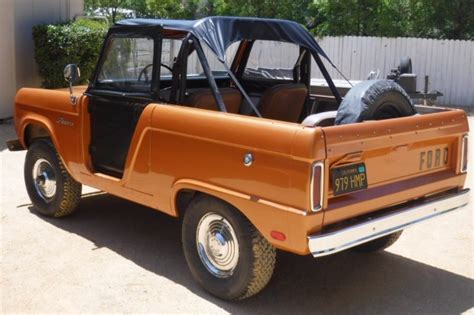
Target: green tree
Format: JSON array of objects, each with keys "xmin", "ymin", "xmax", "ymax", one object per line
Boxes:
[
  {"xmin": 85, "ymin": 0, "xmax": 133, "ymax": 23},
  {"xmin": 309, "ymin": 0, "xmax": 473, "ymax": 39},
  {"xmin": 214, "ymin": 0, "xmax": 311, "ymax": 23},
  {"xmin": 84, "ymin": 0, "xmax": 473, "ymax": 39},
  {"xmin": 309, "ymin": 0, "xmax": 408, "ymax": 37},
  {"xmin": 145, "ymin": 0, "xmax": 187, "ymax": 18},
  {"xmin": 409, "ymin": 0, "xmax": 474, "ymax": 40}
]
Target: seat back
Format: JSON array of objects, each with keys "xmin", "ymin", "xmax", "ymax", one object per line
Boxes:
[
  {"xmin": 184, "ymin": 88, "xmax": 242, "ymax": 113},
  {"xmin": 257, "ymin": 84, "xmax": 307, "ymax": 122}
]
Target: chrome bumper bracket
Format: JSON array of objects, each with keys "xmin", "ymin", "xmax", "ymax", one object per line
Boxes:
[{"xmin": 6, "ymin": 139, "xmax": 25, "ymax": 151}]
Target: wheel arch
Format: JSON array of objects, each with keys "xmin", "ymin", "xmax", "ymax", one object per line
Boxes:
[
  {"xmin": 23, "ymin": 123, "xmax": 52, "ymax": 147},
  {"xmin": 19, "ymin": 118, "xmax": 75, "ymax": 178},
  {"xmin": 19, "ymin": 115, "xmax": 59, "ymax": 148},
  {"xmin": 172, "ymin": 180, "xmax": 265, "ymax": 243},
  {"xmin": 172, "ymin": 180, "xmax": 249, "ymax": 219},
  {"xmin": 171, "ymin": 179, "xmax": 312, "ymax": 255}
]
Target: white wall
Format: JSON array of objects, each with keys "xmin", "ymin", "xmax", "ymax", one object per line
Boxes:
[
  {"xmin": 0, "ymin": 0, "xmax": 17, "ymax": 118},
  {"xmin": 0, "ymin": 0, "xmax": 84, "ymax": 119}
]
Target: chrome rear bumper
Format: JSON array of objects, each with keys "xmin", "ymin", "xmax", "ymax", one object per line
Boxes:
[{"xmin": 308, "ymin": 189, "xmax": 470, "ymax": 257}]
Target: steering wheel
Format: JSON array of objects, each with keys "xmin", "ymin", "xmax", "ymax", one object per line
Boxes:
[{"xmin": 138, "ymin": 63, "xmax": 173, "ymax": 82}]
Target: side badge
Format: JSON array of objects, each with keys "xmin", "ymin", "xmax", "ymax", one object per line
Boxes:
[{"xmin": 56, "ymin": 117, "xmax": 74, "ymax": 127}]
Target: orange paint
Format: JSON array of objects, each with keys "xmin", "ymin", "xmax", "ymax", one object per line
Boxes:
[{"xmin": 13, "ymin": 87, "xmax": 469, "ymax": 255}]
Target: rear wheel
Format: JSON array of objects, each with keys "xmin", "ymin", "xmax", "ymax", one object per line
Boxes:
[
  {"xmin": 182, "ymin": 196, "xmax": 276, "ymax": 300},
  {"xmin": 24, "ymin": 139, "xmax": 82, "ymax": 217},
  {"xmin": 351, "ymin": 231, "xmax": 403, "ymax": 253}
]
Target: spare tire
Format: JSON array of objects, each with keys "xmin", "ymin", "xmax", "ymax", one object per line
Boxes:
[{"xmin": 335, "ymin": 80, "xmax": 416, "ymax": 125}]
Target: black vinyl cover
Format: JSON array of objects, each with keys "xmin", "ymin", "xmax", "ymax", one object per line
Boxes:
[
  {"xmin": 335, "ymin": 80, "xmax": 416, "ymax": 125},
  {"xmin": 117, "ymin": 16, "xmax": 331, "ymax": 64}
]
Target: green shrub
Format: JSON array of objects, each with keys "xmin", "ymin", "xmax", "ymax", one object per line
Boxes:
[{"xmin": 33, "ymin": 19, "xmax": 108, "ymax": 88}]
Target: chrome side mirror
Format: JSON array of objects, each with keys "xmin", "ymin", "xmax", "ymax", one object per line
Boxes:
[{"xmin": 64, "ymin": 64, "xmax": 81, "ymax": 105}]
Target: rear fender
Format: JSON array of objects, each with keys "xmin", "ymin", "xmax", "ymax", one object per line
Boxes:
[{"xmin": 172, "ymin": 179, "xmax": 323, "ymax": 255}]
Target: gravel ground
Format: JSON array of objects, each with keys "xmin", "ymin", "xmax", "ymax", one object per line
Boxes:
[{"xmin": 1, "ymin": 118, "xmax": 473, "ymax": 314}]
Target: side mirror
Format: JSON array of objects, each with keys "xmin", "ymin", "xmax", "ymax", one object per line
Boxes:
[
  {"xmin": 64, "ymin": 64, "xmax": 80, "ymax": 83},
  {"xmin": 63, "ymin": 64, "xmax": 81, "ymax": 105}
]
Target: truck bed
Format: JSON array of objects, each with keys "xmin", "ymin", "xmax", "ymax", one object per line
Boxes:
[{"xmin": 318, "ymin": 105, "xmax": 468, "ymax": 226}]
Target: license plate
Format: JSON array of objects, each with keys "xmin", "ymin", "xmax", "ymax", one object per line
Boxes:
[{"xmin": 331, "ymin": 163, "xmax": 368, "ymax": 196}]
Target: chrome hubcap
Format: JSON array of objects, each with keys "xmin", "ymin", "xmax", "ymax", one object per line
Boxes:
[
  {"xmin": 196, "ymin": 213, "xmax": 239, "ymax": 278},
  {"xmin": 32, "ymin": 158, "xmax": 57, "ymax": 202}
]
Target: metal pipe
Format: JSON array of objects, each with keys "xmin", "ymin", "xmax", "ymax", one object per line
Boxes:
[
  {"xmin": 193, "ymin": 39, "xmax": 227, "ymax": 112},
  {"xmin": 223, "ymin": 63, "xmax": 262, "ymax": 118}
]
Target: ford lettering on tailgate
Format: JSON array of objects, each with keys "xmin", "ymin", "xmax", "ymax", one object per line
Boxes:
[{"xmin": 419, "ymin": 146, "xmax": 449, "ymax": 171}]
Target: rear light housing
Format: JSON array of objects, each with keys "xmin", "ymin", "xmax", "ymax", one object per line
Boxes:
[
  {"xmin": 311, "ymin": 162, "xmax": 324, "ymax": 212},
  {"xmin": 460, "ymin": 134, "xmax": 468, "ymax": 173}
]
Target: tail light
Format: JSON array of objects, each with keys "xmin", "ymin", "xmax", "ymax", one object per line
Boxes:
[
  {"xmin": 311, "ymin": 162, "xmax": 324, "ymax": 212},
  {"xmin": 460, "ymin": 134, "xmax": 468, "ymax": 173}
]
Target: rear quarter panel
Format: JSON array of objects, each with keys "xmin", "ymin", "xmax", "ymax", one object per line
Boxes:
[{"xmin": 139, "ymin": 104, "xmax": 327, "ymax": 253}]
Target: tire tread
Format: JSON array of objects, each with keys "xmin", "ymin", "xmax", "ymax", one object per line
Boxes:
[
  {"xmin": 238, "ymin": 221, "xmax": 276, "ymax": 300},
  {"xmin": 27, "ymin": 139, "xmax": 81, "ymax": 217}
]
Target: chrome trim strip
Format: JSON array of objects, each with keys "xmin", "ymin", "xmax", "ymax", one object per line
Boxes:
[
  {"xmin": 310, "ymin": 161, "xmax": 324, "ymax": 212},
  {"xmin": 308, "ymin": 189, "xmax": 470, "ymax": 257},
  {"xmin": 460, "ymin": 134, "xmax": 468, "ymax": 173}
]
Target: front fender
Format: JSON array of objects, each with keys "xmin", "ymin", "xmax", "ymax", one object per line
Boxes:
[{"xmin": 14, "ymin": 88, "xmax": 84, "ymax": 180}]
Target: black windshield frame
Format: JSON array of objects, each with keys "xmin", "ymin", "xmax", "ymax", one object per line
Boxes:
[
  {"xmin": 90, "ymin": 17, "xmax": 343, "ymax": 115},
  {"xmin": 88, "ymin": 25, "xmax": 163, "ymax": 100}
]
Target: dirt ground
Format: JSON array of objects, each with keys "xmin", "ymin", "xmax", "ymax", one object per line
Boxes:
[{"xmin": 1, "ymin": 118, "xmax": 473, "ymax": 314}]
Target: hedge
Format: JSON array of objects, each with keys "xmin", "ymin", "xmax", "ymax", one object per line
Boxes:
[{"xmin": 33, "ymin": 19, "xmax": 108, "ymax": 88}]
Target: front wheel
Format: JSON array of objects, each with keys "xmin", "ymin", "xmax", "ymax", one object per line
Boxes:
[
  {"xmin": 182, "ymin": 196, "xmax": 276, "ymax": 300},
  {"xmin": 24, "ymin": 139, "xmax": 82, "ymax": 217}
]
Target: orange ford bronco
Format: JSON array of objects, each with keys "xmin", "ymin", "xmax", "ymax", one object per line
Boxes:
[{"xmin": 7, "ymin": 17, "xmax": 470, "ymax": 300}]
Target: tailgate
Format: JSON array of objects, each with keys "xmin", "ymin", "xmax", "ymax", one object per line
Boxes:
[{"xmin": 320, "ymin": 109, "xmax": 469, "ymax": 225}]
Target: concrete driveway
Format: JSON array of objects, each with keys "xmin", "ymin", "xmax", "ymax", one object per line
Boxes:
[{"xmin": 1, "ymin": 119, "xmax": 473, "ymax": 314}]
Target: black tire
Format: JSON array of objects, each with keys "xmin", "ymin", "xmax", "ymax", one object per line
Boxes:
[
  {"xmin": 24, "ymin": 138, "xmax": 82, "ymax": 217},
  {"xmin": 335, "ymin": 80, "xmax": 416, "ymax": 125},
  {"xmin": 399, "ymin": 57, "xmax": 412, "ymax": 74},
  {"xmin": 351, "ymin": 231, "xmax": 403, "ymax": 253},
  {"xmin": 182, "ymin": 196, "xmax": 276, "ymax": 300}
]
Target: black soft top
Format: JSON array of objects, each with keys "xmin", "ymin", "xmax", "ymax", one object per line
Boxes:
[{"xmin": 117, "ymin": 16, "xmax": 331, "ymax": 64}]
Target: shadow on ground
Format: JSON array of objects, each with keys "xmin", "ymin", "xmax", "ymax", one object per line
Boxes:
[{"xmin": 30, "ymin": 193, "xmax": 474, "ymax": 314}]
